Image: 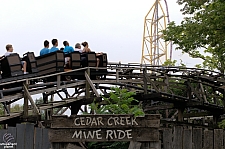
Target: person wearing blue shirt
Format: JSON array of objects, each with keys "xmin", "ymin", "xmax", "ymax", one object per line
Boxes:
[
  {"xmin": 49, "ymin": 39, "xmax": 59, "ymax": 53},
  {"xmin": 40, "ymin": 40, "xmax": 49, "ymax": 56},
  {"xmin": 63, "ymin": 41, "xmax": 74, "ymax": 68},
  {"xmin": 63, "ymin": 41, "xmax": 74, "ymax": 54}
]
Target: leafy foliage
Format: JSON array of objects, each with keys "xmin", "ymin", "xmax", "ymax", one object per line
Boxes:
[
  {"xmin": 219, "ymin": 120, "xmax": 225, "ymax": 129},
  {"xmin": 89, "ymin": 87, "xmax": 144, "ymax": 117},
  {"xmin": 10, "ymin": 104, "xmax": 23, "ymax": 112},
  {"xmin": 163, "ymin": 0, "xmax": 225, "ymax": 128},
  {"xmin": 87, "ymin": 87, "xmax": 144, "ymax": 149},
  {"xmin": 163, "ymin": 0, "xmax": 225, "ymax": 73}
]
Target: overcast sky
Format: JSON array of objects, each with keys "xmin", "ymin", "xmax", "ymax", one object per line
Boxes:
[{"xmin": 0, "ymin": 0, "xmax": 201, "ymax": 66}]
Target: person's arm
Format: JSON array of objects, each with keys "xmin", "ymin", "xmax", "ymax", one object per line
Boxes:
[
  {"xmin": 71, "ymin": 47, "xmax": 75, "ymax": 53},
  {"xmin": 96, "ymin": 52, "xmax": 103, "ymax": 56},
  {"xmin": 82, "ymin": 48, "xmax": 86, "ymax": 53},
  {"xmin": 0, "ymin": 56, "xmax": 3, "ymax": 60}
]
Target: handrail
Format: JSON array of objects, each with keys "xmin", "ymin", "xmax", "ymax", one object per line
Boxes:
[{"xmin": 0, "ymin": 62, "xmax": 224, "ymax": 86}]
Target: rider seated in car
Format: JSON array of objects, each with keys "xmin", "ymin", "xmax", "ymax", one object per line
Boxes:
[{"xmin": 4, "ymin": 44, "xmax": 28, "ymax": 74}]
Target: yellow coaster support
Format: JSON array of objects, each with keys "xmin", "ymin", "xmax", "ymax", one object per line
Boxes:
[{"xmin": 141, "ymin": 0, "xmax": 171, "ymax": 65}]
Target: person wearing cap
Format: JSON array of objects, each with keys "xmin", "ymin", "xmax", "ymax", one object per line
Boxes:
[
  {"xmin": 74, "ymin": 43, "xmax": 83, "ymax": 53},
  {"xmin": 40, "ymin": 40, "xmax": 49, "ymax": 56}
]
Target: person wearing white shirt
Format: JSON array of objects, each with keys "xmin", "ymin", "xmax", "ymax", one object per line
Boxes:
[
  {"xmin": 74, "ymin": 43, "xmax": 83, "ymax": 53},
  {"xmin": 4, "ymin": 44, "xmax": 28, "ymax": 74}
]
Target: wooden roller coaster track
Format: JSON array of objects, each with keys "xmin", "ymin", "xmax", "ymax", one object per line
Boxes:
[{"xmin": 0, "ymin": 63, "xmax": 225, "ymax": 127}]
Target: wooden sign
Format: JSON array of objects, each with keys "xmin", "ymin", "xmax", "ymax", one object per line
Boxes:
[{"xmin": 49, "ymin": 114, "xmax": 160, "ymax": 142}]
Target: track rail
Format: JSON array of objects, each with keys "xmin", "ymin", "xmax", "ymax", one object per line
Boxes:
[{"xmin": 0, "ymin": 63, "xmax": 224, "ymax": 126}]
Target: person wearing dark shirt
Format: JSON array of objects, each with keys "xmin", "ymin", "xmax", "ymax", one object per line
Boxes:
[
  {"xmin": 40, "ymin": 40, "xmax": 49, "ymax": 56},
  {"xmin": 49, "ymin": 39, "xmax": 59, "ymax": 53}
]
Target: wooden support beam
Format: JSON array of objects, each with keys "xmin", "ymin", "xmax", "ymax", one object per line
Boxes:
[
  {"xmin": 56, "ymin": 92, "xmax": 64, "ymax": 100},
  {"xmin": 116, "ymin": 69, "xmax": 119, "ymax": 82},
  {"xmin": 178, "ymin": 108, "xmax": 184, "ymax": 122},
  {"xmin": 187, "ymin": 81, "xmax": 203, "ymax": 101},
  {"xmin": 164, "ymin": 75, "xmax": 169, "ymax": 93},
  {"xmin": 23, "ymin": 84, "xmax": 40, "ymax": 115},
  {"xmin": 60, "ymin": 107, "xmax": 69, "ymax": 115},
  {"xmin": 54, "ymin": 107, "xmax": 61, "ymax": 115},
  {"xmin": 23, "ymin": 81, "xmax": 29, "ymax": 117},
  {"xmin": 143, "ymin": 69, "xmax": 148, "ymax": 94},
  {"xmin": 85, "ymin": 71, "xmax": 100, "ymax": 97},
  {"xmin": 85, "ymin": 68, "xmax": 90, "ymax": 98},
  {"xmin": 183, "ymin": 112, "xmax": 211, "ymax": 118},
  {"xmin": 144, "ymin": 104, "xmax": 174, "ymax": 111},
  {"xmin": 57, "ymin": 75, "xmax": 61, "ymax": 89},
  {"xmin": 144, "ymin": 70, "xmax": 159, "ymax": 92},
  {"xmin": 199, "ymin": 82, "xmax": 208, "ymax": 103}
]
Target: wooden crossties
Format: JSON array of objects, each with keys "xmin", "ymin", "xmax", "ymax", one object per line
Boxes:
[
  {"xmin": 0, "ymin": 64, "xmax": 225, "ymax": 127},
  {"xmin": 49, "ymin": 114, "xmax": 160, "ymax": 142}
]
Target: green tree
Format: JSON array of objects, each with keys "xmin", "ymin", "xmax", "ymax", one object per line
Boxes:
[
  {"xmin": 89, "ymin": 87, "xmax": 144, "ymax": 116},
  {"xmin": 163, "ymin": 0, "xmax": 225, "ymax": 73},
  {"xmin": 87, "ymin": 87, "xmax": 144, "ymax": 149},
  {"xmin": 162, "ymin": 0, "xmax": 225, "ymax": 128},
  {"xmin": 35, "ymin": 97, "xmax": 63, "ymax": 119},
  {"xmin": 10, "ymin": 104, "xmax": 23, "ymax": 112}
]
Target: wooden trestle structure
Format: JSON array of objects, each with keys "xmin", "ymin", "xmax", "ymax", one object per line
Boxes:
[{"xmin": 0, "ymin": 63, "xmax": 225, "ymax": 128}]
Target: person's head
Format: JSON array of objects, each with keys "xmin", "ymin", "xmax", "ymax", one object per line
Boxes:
[
  {"xmin": 63, "ymin": 41, "xmax": 69, "ymax": 47},
  {"xmin": 60, "ymin": 47, "xmax": 64, "ymax": 51},
  {"xmin": 6, "ymin": 44, "xmax": 13, "ymax": 52},
  {"xmin": 44, "ymin": 40, "xmax": 49, "ymax": 48},
  {"xmin": 52, "ymin": 39, "xmax": 58, "ymax": 47},
  {"xmin": 81, "ymin": 41, "xmax": 88, "ymax": 47},
  {"xmin": 75, "ymin": 43, "xmax": 81, "ymax": 49}
]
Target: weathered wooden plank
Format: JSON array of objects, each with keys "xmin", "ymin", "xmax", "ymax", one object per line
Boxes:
[
  {"xmin": 183, "ymin": 112, "xmax": 211, "ymax": 118},
  {"xmin": 16, "ymin": 124, "xmax": 26, "ymax": 149},
  {"xmin": 66, "ymin": 143, "xmax": 83, "ymax": 149},
  {"xmin": 149, "ymin": 141, "xmax": 161, "ymax": 149},
  {"xmin": 163, "ymin": 128, "xmax": 172, "ymax": 149},
  {"xmin": 224, "ymin": 131, "xmax": 225, "ymax": 149},
  {"xmin": 173, "ymin": 126, "xmax": 183, "ymax": 149},
  {"xmin": 51, "ymin": 114, "xmax": 160, "ymax": 128},
  {"xmin": 49, "ymin": 128, "xmax": 159, "ymax": 142},
  {"xmin": 144, "ymin": 104, "xmax": 174, "ymax": 111},
  {"xmin": 203, "ymin": 130, "xmax": 213, "ymax": 149},
  {"xmin": 141, "ymin": 141, "xmax": 161, "ymax": 149},
  {"xmin": 51, "ymin": 143, "xmax": 67, "ymax": 149},
  {"xmin": 128, "ymin": 141, "xmax": 141, "ymax": 149},
  {"xmin": 7, "ymin": 127, "xmax": 17, "ymax": 149},
  {"xmin": 24, "ymin": 123, "xmax": 34, "ymax": 149},
  {"xmin": 34, "ymin": 128, "xmax": 42, "ymax": 149},
  {"xmin": 42, "ymin": 129, "xmax": 51, "ymax": 149},
  {"xmin": 193, "ymin": 128, "xmax": 202, "ymax": 149},
  {"xmin": 214, "ymin": 129, "xmax": 223, "ymax": 149},
  {"xmin": 0, "ymin": 129, "xmax": 7, "ymax": 149},
  {"xmin": 183, "ymin": 129, "xmax": 192, "ymax": 149}
]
